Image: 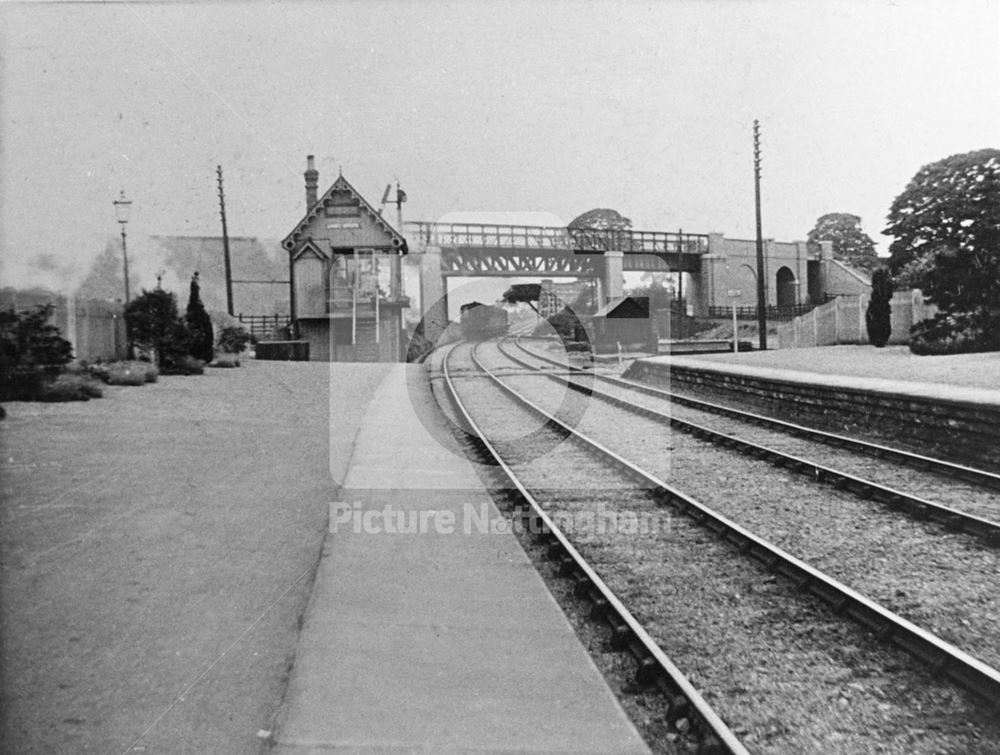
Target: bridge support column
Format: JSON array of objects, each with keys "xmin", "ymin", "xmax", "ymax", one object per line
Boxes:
[
  {"xmin": 818, "ymin": 239, "xmax": 833, "ymax": 300},
  {"xmin": 602, "ymin": 251, "xmax": 624, "ymax": 304},
  {"xmin": 418, "ymin": 245, "xmax": 449, "ymax": 346},
  {"xmin": 689, "ymin": 233, "xmax": 726, "ymax": 317}
]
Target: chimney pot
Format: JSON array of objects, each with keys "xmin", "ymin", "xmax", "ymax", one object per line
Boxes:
[{"xmin": 305, "ymin": 155, "xmax": 319, "ymax": 209}]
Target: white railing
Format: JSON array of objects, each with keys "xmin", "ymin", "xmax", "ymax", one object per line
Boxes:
[
  {"xmin": 404, "ymin": 222, "xmax": 572, "ymax": 249},
  {"xmin": 776, "ymin": 291, "xmax": 938, "ymax": 348}
]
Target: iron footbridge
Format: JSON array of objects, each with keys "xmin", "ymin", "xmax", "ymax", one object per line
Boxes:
[{"xmin": 404, "ymin": 221, "xmax": 709, "ymax": 274}]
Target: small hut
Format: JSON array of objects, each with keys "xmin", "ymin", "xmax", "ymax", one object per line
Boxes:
[{"xmin": 591, "ymin": 296, "xmax": 655, "ymax": 354}]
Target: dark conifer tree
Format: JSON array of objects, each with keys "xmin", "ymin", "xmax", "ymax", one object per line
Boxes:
[
  {"xmin": 865, "ymin": 269, "xmax": 893, "ymax": 347},
  {"xmin": 185, "ymin": 272, "xmax": 215, "ymax": 363},
  {"xmin": 125, "ymin": 288, "xmax": 190, "ymax": 367}
]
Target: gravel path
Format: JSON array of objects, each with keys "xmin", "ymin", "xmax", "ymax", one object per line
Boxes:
[
  {"xmin": 444, "ymin": 342, "xmax": 1000, "ymax": 754},
  {"xmin": 1, "ymin": 360, "xmax": 390, "ymax": 753}
]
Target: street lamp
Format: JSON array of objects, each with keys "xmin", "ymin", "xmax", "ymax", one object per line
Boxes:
[{"xmin": 113, "ymin": 189, "xmax": 133, "ymax": 303}]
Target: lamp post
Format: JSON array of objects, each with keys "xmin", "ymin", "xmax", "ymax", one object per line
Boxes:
[{"xmin": 113, "ymin": 189, "xmax": 133, "ymax": 303}]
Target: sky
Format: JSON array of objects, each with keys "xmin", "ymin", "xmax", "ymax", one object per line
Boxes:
[{"xmin": 2, "ymin": 0, "xmax": 999, "ymax": 297}]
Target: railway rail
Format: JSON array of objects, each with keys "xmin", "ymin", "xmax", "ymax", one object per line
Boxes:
[
  {"xmin": 501, "ymin": 337, "xmax": 1000, "ymax": 546},
  {"xmin": 439, "ymin": 341, "xmax": 748, "ymax": 755},
  {"xmin": 440, "ymin": 339, "xmax": 1000, "ymax": 718},
  {"xmin": 513, "ymin": 336, "xmax": 1000, "ymax": 492}
]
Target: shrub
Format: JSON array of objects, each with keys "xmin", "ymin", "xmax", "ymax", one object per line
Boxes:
[
  {"xmin": 106, "ymin": 363, "xmax": 147, "ymax": 386},
  {"xmin": 82, "ymin": 362, "xmax": 110, "ymax": 383},
  {"xmin": 40, "ymin": 374, "xmax": 103, "ymax": 402},
  {"xmin": 0, "ymin": 305, "xmax": 74, "ymax": 400},
  {"xmin": 217, "ymin": 325, "xmax": 254, "ymax": 354},
  {"xmin": 910, "ymin": 309, "xmax": 1000, "ymax": 355},
  {"xmin": 160, "ymin": 355, "xmax": 205, "ymax": 375},
  {"xmin": 84, "ymin": 360, "xmax": 159, "ymax": 385},
  {"xmin": 535, "ymin": 307, "xmax": 589, "ymax": 344},
  {"xmin": 210, "ymin": 355, "xmax": 240, "ymax": 368},
  {"xmin": 125, "ymin": 289, "xmax": 192, "ymax": 368},
  {"xmin": 865, "ymin": 269, "xmax": 893, "ymax": 347}
]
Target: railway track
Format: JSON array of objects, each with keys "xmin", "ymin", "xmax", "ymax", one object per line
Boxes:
[
  {"xmin": 435, "ymin": 339, "xmax": 1000, "ymax": 752},
  {"xmin": 515, "ymin": 337, "xmax": 1000, "ymax": 490},
  {"xmin": 502, "ymin": 337, "xmax": 1000, "ymax": 545},
  {"xmin": 438, "ymin": 341, "xmax": 747, "ymax": 755}
]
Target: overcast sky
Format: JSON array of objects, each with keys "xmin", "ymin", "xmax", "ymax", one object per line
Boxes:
[{"xmin": 2, "ymin": 0, "xmax": 998, "ymax": 292}]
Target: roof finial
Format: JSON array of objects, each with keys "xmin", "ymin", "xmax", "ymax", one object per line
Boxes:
[{"xmin": 338, "ymin": 164, "xmax": 343, "ymax": 177}]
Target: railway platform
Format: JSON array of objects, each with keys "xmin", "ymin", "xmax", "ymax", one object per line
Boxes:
[
  {"xmin": 625, "ymin": 347, "xmax": 1000, "ymax": 467},
  {"xmin": 271, "ymin": 363, "xmax": 649, "ymax": 753}
]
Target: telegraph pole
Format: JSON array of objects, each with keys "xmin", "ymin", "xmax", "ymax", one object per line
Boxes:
[
  {"xmin": 753, "ymin": 120, "xmax": 767, "ymax": 350},
  {"xmin": 217, "ymin": 165, "xmax": 235, "ymax": 316}
]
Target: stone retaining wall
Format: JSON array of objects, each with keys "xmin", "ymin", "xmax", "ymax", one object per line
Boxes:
[{"xmin": 624, "ymin": 359, "xmax": 1000, "ymax": 470}]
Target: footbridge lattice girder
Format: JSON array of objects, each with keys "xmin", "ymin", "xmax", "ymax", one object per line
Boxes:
[
  {"xmin": 406, "ymin": 221, "xmax": 708, "ymax": 276},
  {"xmin": 441, "ymin": 248, "xmax": 599, "ymax": 277}
]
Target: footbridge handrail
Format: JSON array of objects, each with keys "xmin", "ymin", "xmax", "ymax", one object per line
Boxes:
[
  {"xmin": 404, "ymin": 221, "xmax": 573, "ymax": 249},
  {"xmin": 403, "ymin": 221, "xmax": 709, "ymax": 255}
]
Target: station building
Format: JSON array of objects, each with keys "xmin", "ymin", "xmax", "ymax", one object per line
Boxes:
[{"xmin": 281, "ymin": 157, "xmax": 409, "ymax": 361}]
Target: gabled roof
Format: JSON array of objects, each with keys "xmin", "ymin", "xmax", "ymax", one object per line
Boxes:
[
  {"xmin": 593, "ymin": 296, "xmax": 650, "ymax": 318},
  {"xmin": 292, "ymin": 238, "xmax": 328, "ymax": 262},
  {"xmin": 282, "ymin": 173, "xmax": 405, "ymax": 252}
]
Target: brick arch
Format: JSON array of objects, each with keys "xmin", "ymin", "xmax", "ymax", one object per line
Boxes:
[{"xmin": 776, "ymin": 266, "xmax": 797, "ymax": 308}]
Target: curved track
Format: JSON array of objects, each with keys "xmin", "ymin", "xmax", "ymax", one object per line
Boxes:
[
  {"xmin": 438, "ymin": 340, "xmax": 749, "ymax": 755},
  {"xmin": 437, "ymin": 340, "xmax": 1000, "ymax": 736},
  {"xmin": 503, "ymin": 337, "xmax": 1000, "ymax": 545},
  {"xmin": 515, "ymin": 337, "xmax": 1000, "ymax": 489}
]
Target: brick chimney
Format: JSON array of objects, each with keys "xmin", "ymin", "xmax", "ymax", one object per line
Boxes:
[{"xmin": 304, "ymin": 155, "xmax": 318, "ymax": 209}]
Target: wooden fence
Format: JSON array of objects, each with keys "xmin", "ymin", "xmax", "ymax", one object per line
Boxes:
[
  {"xmin": 776, "ymin": 291, "xmax": 937, "ymax": 348},
  {"xmin": 1, "ymin": 291, "xmax": 126, "ymax": 362},
  {"xmin": 237, "ymin": 313, "xmax": 291, "ymax": 341}
]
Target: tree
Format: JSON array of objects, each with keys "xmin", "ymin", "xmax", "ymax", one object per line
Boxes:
[
  {"xmin": 533, "ymin": 306, "xmax": 589, "ymax": 344},
  {"xmin": 0, "ymin": 305, "xmax": 73, "ymax": 400},
  {"xmin": 806, "ymin": 213, "xmax": 879, "ymax": 273},
  {"xmin": 217, "ymin": 326, "xmax": 254, "ymax": 354},
  {"xmin": 886, "ymin": 149, "xmax": 1000, "ymax": 310},
  {"xmin": 185, "ymin": 272, "xmax": 214, "ymax": 363},
  {"xmin": 568, "ymin": 208, "xmax": 633, "ymax": 231},
  {"xmin": 125, "ymin": 289, "xmax": 190, "ymax": 367},
  {"xmin": 501, "ymin": 283, "xmax": 542, "ymax": 314},
  {"xmin": 885, "ymin": 149, "xmax": 1000, "ymax": 353},
  {"xmin": 568, "ymin": 207, "xmax": 635, "ymax": 251},
  {"xmin": 865, "ymin": 269, "xmax": 893, "ymax": 347}
]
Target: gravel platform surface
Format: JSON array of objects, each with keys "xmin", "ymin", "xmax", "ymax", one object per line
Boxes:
[
  {"xmin": 445, "ymin": 342, "xmax": 1000, "ymax": 754},
  {"xmin": 681, "ymin": 345, "xmax": 1000, "ymax": 391}
]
